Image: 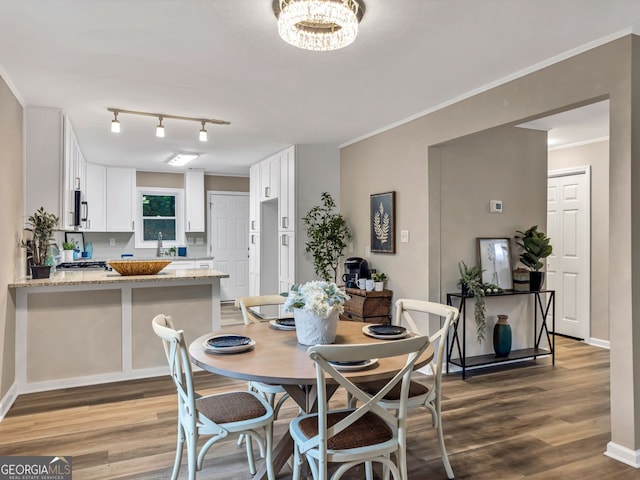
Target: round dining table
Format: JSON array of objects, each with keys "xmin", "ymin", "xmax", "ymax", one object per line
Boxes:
[{"xmin": 189, "ymin": 320, "xmax": 433, "ymax": 480}]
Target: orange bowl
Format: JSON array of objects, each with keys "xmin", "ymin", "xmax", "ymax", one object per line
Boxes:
[{"xmin": 108, "ymin": 259, "xmax": 171, "ymax": 276}]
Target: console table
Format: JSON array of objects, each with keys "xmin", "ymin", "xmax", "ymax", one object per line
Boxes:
[{"xmin": 446, "ymin": 290, "xmax": 555, "ymax": 379}]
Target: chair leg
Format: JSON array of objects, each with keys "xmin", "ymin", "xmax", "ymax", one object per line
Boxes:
[
  {"xmin": 265, "ymin": 423, "xmax": 275, "ymax": 480},
  {"xmin": 365, "ymin": 461, "xmax": 374, "ymax": 479},
  {"xmin": 186, "ymin": 432, "xmax": 197, "ymax": 480},
  {"xmin": 245, "ymin": 433, "xmax": 256, "ymax": 474},
  {"xmin": 435, "ymin": 413, "xmax": 454, "ymax": 479},
  {"xmin": 170, "ymin": 423, "xmax": 185, "ymax": 480},
  {"xmin": 292, "ymin": 443, "xmax": 302, "ymax": 480}
]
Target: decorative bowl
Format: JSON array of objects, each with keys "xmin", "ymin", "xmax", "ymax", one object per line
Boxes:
[{"xmin": 108, "ymin": 259, "xmax": 171, "ymax": 276}]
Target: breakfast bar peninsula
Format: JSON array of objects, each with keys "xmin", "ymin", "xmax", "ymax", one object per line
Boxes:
[{"xmin": 9, "ymin": 267, "xmax": 229, "ymax": 394}]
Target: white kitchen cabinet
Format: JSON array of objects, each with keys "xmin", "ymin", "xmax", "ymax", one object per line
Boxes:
[
  {"xmin": 164, "ymin": 259, "xmax": 212, "ymax": 270},
  {"xmin": 84, "ymin": 163, "xmax": 106, "ymax": 231},
  {"xmin": 278, "ymin": 231, "xmax": 295, "ymax": 294},
  {"xmin": 106, "ymin": 167, "xmax": 136, "ymax": 231},
  {"xmin": 249, "ymin": 233, "xmax": 260, "ymax": 295},
  {"xmin": 259, "ymin": 154, "xmax": 279, "ymax": 202},
  {"xmin": 278, "ymin": 146, "xmax": 295, "ymax": 232},
  {"xmin": 248, "ymin": 145, "xmax": 341, "ymax": 296},
  {"xmin": 185, "ymin": 169, "xmax": 205, "ymax": 232},
  {"xmin": 63, "ymin": 116, "xmax": 86, "ymax": 230},
  {"xmin": 249, "ymin": 163, "xmax": 260, "ymax": 232}
]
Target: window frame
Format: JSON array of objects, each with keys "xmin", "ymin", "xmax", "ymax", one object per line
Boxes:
[{"xmin": 135, "ymin": 187, "xmax": 185, "ymax": 249}]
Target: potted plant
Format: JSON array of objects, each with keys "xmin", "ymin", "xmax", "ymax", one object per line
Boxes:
[
  {"xmin": 23, "ymin": 207, "xmax": 59, "ymax": 279},
  {"xmin": 457, "ymin": 261, "xmax": 487, "ymax": 343},
  {"xmin": 515, "ymin": 225, "xmax": 553, "ymax": 291},
  {"xmin": 372, "ymin": 272, "xmax": 387, "ymax": 291},
  {"xmin": 303, "ymin": 192, "xmax": 352, "ymax": 283},
  {"xmin": 62, "ymin": 241, "xmax": 76, "ymax": 262},
  {"xmin": 284, "ymin": 281, "xmax": 350, "ymax": 345}
]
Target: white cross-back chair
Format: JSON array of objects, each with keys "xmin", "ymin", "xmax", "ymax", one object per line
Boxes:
[
  {"xmin": 235, "ymin": 295, "xmax": 291, "ymax": 417},
  {"xmin": 289, "ymin": 335, "xmax": 431, "ymax": 480},
  {"xmin": 151, "ymin": 314, "xmax": 275, "ymax": 480},
  {"xmin": 350, "ymin": 299, "xmax": 459, "ymax": 479}
]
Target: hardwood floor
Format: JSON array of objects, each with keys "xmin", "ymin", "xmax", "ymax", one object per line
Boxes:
[{"xmin": 1, "ymin": 332, "xmax": 638, "ymax": 479}]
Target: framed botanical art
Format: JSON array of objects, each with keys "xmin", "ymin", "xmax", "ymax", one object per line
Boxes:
[
  {"xmin": 477, "ymin": 237, "xmax": 513, "ymax": 290},
  {"xmin": 370, "ymin": 191, "xmax": 395, "ymax": 254}
]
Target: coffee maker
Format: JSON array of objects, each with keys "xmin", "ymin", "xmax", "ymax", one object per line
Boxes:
[{"xmin": 342, "ymin": 257, "xmax": 369, "ymax": 288}]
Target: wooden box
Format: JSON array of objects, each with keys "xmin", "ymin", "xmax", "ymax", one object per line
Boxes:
[{"xmin": 340, "ymin": 288, "xmax": 392, "ymax": 324}]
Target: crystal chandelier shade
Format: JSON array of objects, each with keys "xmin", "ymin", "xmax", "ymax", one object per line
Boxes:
[{"xmin": 277, "ymin": 0, "xmax": 363, "ymax": 51}]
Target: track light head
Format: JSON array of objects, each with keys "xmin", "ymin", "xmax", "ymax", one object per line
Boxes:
[
  {"xmin": 111, "ymin": 111, "xmax": 120, "ymax": 133},
  {"xmin": 156, "ymin": 117, "xmax": 165, "ymax": 138},
  {"xmin": 199, "ymin": 121, "xmax": 208, "ymax": 142}
]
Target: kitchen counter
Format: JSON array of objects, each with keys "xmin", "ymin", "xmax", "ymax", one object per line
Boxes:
[
  {"xmin": 9, "ymin": 268, "xmax": 228, "ymax": 288},
  {"xmin": 8, "ymin": 266, "xmax": 229, "ymax": 396}
]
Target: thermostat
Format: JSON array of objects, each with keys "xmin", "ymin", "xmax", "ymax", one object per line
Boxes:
[{"xmin": 490, "ymin": 200, "xmax": 503, "ymax": 213}]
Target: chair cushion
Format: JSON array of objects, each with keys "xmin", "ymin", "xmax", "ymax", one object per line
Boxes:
[
  {"xmin": 357, "ymin": 379, "xmax": 429, "ymax": 401},
  {"xmin": 196, "ymin": 391, "xmax": 267, "ymax": 424},
  {"xmin": 298, "ymin": 410, "xmax": 393, "ymax": 450}
]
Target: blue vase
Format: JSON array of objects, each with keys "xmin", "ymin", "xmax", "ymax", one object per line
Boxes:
[{"xmin": 493, "ymin": 315, "xmax": 512, "ymax": 357}]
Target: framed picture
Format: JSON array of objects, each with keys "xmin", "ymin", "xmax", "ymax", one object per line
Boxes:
[
  {"xmin": 477, "ymin": 238, "xmax": 513, "ymax": 290},
  {"xmin": 370, "ymin": 191, "xmax": 396, "ymax": 254},
  {"xmin": 65, "ymin": 231, "xmax": 85, "ymax": 253}
]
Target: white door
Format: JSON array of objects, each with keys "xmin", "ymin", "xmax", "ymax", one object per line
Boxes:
[
  {"xmin": 208, "ymin": 193, "xmax": 250, "ymax": 302},
  {"xmin": 546, "ymin": 168, "xmax": 590, "ymax": 339}
]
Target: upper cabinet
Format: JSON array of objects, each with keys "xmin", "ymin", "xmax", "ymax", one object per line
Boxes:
[
  {"xmin": 259, "ymin": 154, "xmax": 279, "ymax": 202},
  {"xmin": 249, "ymin": 163, "xmax": 260, "ymax": 232},
  {"xmin": 84, "ymin": 165, "xmax": 136, "ymax": 232},
  {"xmin": 278, "ymin": 146, "xmax": 295, "ymax": 232},
  {"xmin": 185, "ymin": 169, "xmax": 205, "ymax": 232},
  {"xmin": 106, "ymin": 167, "xmax": 136, "ymax": 231}
]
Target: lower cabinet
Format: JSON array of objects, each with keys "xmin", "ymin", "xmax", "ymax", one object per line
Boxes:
[
  {"xmin": 164, "ymin": 259, "xmax": 214, "ymax": 270},
  {"xmin": 340, "ymin": 288, "xmax": 392, "ymax": 324}
]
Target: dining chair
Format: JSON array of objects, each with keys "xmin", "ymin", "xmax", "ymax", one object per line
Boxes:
[
  {"xmin": 289, "ymin": 335, "xmax": 431, "ymax": 480},
  {"xmin": 350, "ymin": 299, "xmax": 459, "ymax": 479},
  {"xmin": 151, "ymin": 314, "xmax": 275, "ymax": 480},
  {"xmin": 235, "ymin": 295, "xmax": 291, "ymax": 418}
]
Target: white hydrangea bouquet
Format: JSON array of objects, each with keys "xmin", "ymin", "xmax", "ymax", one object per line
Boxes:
[
  {"xmin": 284, "ymin": 281, "xmax": 350, "ymax": 318},
  {"xmin": 284, "ymin": 281, "xmax": 350, "ymax": 345}
]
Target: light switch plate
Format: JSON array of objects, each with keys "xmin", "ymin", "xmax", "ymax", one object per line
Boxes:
[
  {"xmin": 109, "ymin": 238, "xmax": 116, "ymax": 246},
  {"xmin": 490, "ymin": 200, "xmax": 503, "ymax": 213},
  {"xmin": 187, "ymin": 237, "xmax": 194, "ymax": 245},
  {"xmin": 196, "ymin": 237, "xmax": 204, "ymax": 245},
  {"xmin": 400, "ymin": 230, "xmax": 409, "ymax": 243}
]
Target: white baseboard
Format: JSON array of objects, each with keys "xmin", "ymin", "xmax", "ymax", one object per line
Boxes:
[
  {"xmin": 605, "ymin": 441, "xmax": 640, "ymax": 468},
  {"xmin": 17, "ymin": 367, "xmax": 169, "ymax": 395},
  {"xmin": 0, "ymin": 382, "xmax": 18, "ymax": 421},
  {"xmin": 589, "ymin": 337, "xmax": 610, "ymax": 349}
]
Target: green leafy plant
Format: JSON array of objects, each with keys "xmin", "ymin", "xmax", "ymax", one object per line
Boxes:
[
  {"xmin": 62, "ymin": 241, "xmax": 76, "ymax": 251},
  {"xmin": 23, "ymin": 207, "xmax": 59, "ymax": 266},
  {"xmin": 303, "ymin": 192, "xmax": 352, "ymax": 283},
  {"xmin": 515, "ymin": 225, "xmax": 553, "ymax": 271},
  {"xmin": 372, "ymin": 272, "xmax": 387, "ymax": 282},
  {"xmin": 457, "ymin": 261, "xmax": 487, "ymax": 343}
]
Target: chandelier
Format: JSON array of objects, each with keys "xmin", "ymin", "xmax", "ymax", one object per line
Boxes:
[{"xmin": 274, "ymin": 0, "xmax": 365, "ymax": 51}]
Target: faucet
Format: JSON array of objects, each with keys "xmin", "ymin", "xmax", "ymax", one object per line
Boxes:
[{"xmin": 156, "ymin": 232, "xmax": 163, "ymax": 257}]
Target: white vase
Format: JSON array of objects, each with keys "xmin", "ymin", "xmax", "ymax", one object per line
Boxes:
[
  {"xmin": 374, "ymin": 281, "xmax": 384, "ymax": 292},
  {"xmin": 294, "ymin": 308, "xmax": 339, "ymax": 346},
  {"xmin": 62, "ymin": 250, "xmax": 74, "ymax": 262}
]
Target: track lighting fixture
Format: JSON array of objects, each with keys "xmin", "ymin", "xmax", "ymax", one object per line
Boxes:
[
  {"xmin": 156, "ymin": 116, "xmax": 165, "ymax": 138},
  {"xmin": 199, "ymin": 121, "xmax": 208, "ymax": 142},
  {"xmin": 111, "ymin": 111, "xmax": 120, "ymax": 133},
  {"xmin": 107, "ymin": 108, "xmax": 230, "ymax": 141}
]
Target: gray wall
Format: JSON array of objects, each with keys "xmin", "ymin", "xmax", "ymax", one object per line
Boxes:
[
  {"xmin": 0, "ymin": 74, "xmax": 23, "ymax": 400},
  {"xmin": 549, "ymin": 140, "xmax": 610, "ymax": 341}
]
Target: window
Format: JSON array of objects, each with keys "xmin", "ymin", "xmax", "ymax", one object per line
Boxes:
[{"xmin": 136, "ymin": 187, "xmax": 184, "ymax": 248}]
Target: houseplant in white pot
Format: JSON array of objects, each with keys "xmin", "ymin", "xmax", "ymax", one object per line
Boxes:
[
  {"xmin": 62, "ymin": 241, "xmax": 76, "ymax": 262},
  {"xmin": 372, "ymin": 272, "xmax": 387, "ymax": 291},
  {"xmin": 284, "ymin": 281, "xmax": 350, "ymax": 345},
  {"xmin": 23, "ymin": 206, "xmax": 59, "ymax": 279}
]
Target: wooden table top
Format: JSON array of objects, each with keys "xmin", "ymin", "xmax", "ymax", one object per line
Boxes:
[{"xmin": 189, "ymin": 320, "xmax": 433, "ymax": 386}]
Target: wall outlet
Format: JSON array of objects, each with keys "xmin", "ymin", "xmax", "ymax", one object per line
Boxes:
[
  {"xmin": 109, "ymin": 238, "xmax": 116, "ymax": 246},
  {"xmin": 196, "ymin": 237, "xmax": 204, "ymax": 245},
  {"xmin": 400, "ymin": 230, "xmax": 409, "ymax": 243},
  {"xmin": 365, "ymin": 246, "xmax": 371, "ymax": 258},
  {"xmin": 187, "ymin": 237, "xmax": 194, "ymax": 245}
]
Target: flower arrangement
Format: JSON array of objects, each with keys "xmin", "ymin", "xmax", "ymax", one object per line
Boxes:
[{"xmin": 284, "ymin": 281, "xmax": 350, "ymax": 318}]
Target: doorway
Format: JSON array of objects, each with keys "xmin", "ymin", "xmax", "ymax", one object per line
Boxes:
[
  {"xmin": 208, "ymin": 192, "xmax": 249, "ymax": 302},
  {"xmin": 546, "ymin": 167, "xmax": 591, "ymax": 340}
]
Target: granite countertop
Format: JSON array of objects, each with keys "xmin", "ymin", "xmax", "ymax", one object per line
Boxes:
[{"xmin": 9, "ymin": 268, "xmax": 229, "ymax": 288}]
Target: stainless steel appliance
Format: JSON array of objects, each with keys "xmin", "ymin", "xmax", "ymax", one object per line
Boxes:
[{"xmin": 57, "ymin": 260, "xmax": 108, "ymax": 270}]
